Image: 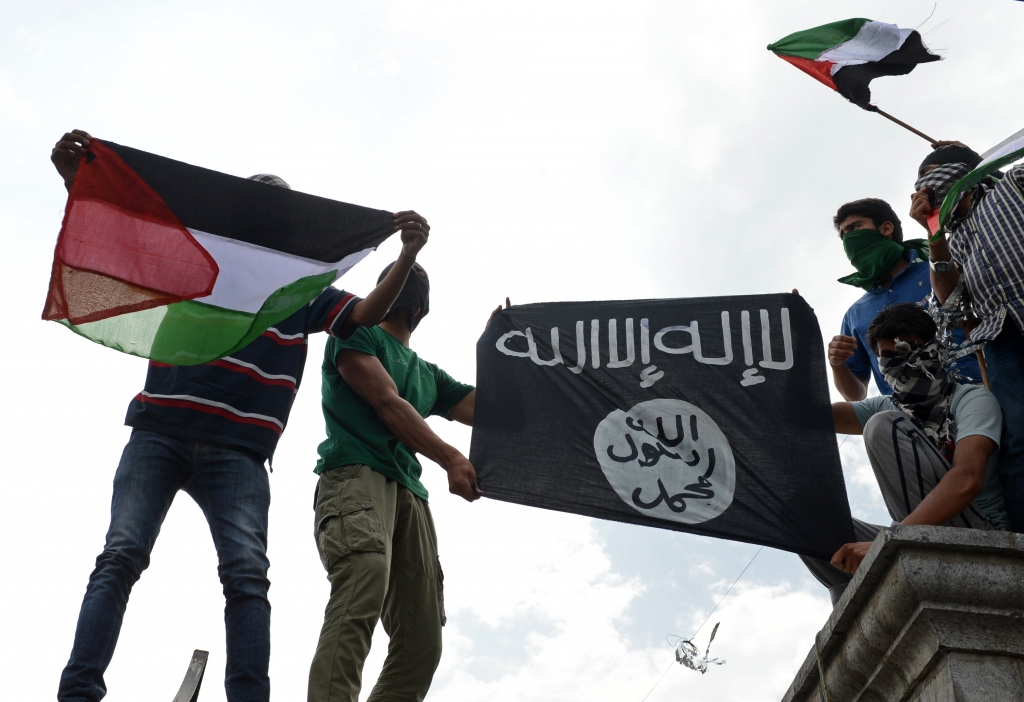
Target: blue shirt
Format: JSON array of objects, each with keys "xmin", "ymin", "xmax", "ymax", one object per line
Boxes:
[
  {"xmin": 841, "ymin": 251, "xmax": 982, "ymax": 394},
  {"xmin": 125, "ymin": 287, "xmax": 362, "ymax": 459}
]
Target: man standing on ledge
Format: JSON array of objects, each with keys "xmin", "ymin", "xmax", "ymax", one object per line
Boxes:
[
  {"xmin": 910, "ymin": 142, "xmax": 1024, "ymax": 532},
  {"xmin": 827, "ymin": 198, "xmax": 980, "ymax": 401},
  {"xmin": 308, "ymin": 265, "xmax": 494, "ymax": 702},
  {"xmin": 51, "ymin": 129, "xmax": 432, "ymax": 702}
]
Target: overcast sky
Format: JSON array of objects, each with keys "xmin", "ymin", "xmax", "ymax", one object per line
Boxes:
[{"xmin": 3, "ymin": 1, "xmax": 1022, "ymax": 700}]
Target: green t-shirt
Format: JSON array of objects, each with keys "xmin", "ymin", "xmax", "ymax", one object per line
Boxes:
[{"xmin": 315, "ymin": 326, "xmax": 475, "ymax": 500}]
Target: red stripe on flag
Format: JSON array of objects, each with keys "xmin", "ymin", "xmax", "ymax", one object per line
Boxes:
[
  {"xmin": 133, "ymin": 393, "xmax": 283, "ymax": 434},
  {"xmin": 44, "ymin": 140, "xmax": 219, "ymax": 324},
  {"xmin": 777, "ymin": 55, "xmax": 838, "ymax": 91}
]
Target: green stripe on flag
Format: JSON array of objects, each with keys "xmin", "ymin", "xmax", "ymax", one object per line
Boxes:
[
  {"xmin": 62, "ymin": 270, "xmax": 338, "ymax": 365},
  {"xmin": 936, "ymin": 140, "xmax": 1024, "ymax": 239},
  {"xmin": 767, "ymin": 18, "xmax": 870, "ymax": 59}
]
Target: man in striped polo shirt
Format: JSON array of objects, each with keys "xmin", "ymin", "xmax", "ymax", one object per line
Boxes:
[
  {"xmin": 910, "ymin": 142, "xmax": 1024, "ymax": 532},
  {"xmin": 51, "ymin": 130, "xmax": 430, "ymax": 702}
]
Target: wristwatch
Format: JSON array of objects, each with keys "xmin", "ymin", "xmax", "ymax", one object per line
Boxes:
[{"xmin": 930, "ymin": 259, "xmax": 956, "ymax": 274}]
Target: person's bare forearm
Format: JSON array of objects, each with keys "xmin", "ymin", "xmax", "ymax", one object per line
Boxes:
[
  {"xmin": 901, "ymin": 437, "xmax": 992, "ymax": 526},
  {"xmin": 375, "ymin": 393, "xmax": 464, "ymax": 469},
  {"xmin": 901, "ymin": 464, "xmax": 983, "ymax": 526},
  {"xmin": 928, "ymin": 237, "xmax": 959, "ymax": 304},
  {"xmin": 448, "ymin": 390, "xmax": 475, "ymax": 426},
  {"xmin": 349, "ymin": 252, "xmax": 415, "ymax": 327},
  {"xmin": 831, "ymin": 363, "xmax": 868, "ymax": 401},
  {"xmin": 832, "ymin": 402, "xmax": 863, "ymax": 435}
]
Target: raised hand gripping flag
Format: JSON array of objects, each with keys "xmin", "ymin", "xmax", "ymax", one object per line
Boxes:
[
  {"xmin": 768, "ymin": 19, "xmax": 940, "ymax": 109},
  {"xmin": 471, "ymin": 294, "xmax": 855, "ymax": 560},
  {"xmin": 43, "ymin": 140, "xmax": 393, "ymax": 365}
]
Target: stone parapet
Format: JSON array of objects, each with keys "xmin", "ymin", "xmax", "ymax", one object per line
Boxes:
[{"xmin": 781, "ymin": 526, "xmax": 1024, "ymax": 702}]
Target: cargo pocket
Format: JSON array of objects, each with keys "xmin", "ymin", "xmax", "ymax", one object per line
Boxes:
[
  {"xmin": 316, "ymin": 499, "xmax": 387, "ymax": 572},
  {"xmin": 437, "ymin": 556, "xmax": 447, "ymax": 627}
]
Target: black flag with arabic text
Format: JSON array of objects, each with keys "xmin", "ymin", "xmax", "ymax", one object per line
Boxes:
[{"xmin": 470, "ymin": 293, "xmax": 854, "ymax": 560}]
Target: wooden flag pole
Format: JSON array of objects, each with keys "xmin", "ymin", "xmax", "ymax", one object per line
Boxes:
[
  {"xmin": 976, "ymin": 347, "xmax": 992, "ymax": 391},
  {"xmin": 868, "ymin": 105, "xmax": 937, "ymax": 144}
]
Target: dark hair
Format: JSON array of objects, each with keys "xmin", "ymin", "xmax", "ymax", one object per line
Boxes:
[
  {"xmin": 919, "ymin": 144, "xmax": 982, "ymax": 176},
  {"xmin": 833, "ymin": 198, "xmax": 903, "ymax": 243},
  {"xmin": 866, "ymin": 303, "xmax": 937, "ymax": 354},
  {"xmin": 376, "ymin": 261, "xmax": 429, "ymax": 285}
]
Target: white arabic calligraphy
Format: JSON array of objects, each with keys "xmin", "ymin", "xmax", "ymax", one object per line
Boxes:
[{"xmin": 495, "ymin": 308, "xmax": 794, "ymax": 386}]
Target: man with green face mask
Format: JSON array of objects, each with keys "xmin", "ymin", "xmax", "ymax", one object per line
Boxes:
[{"xmin": 828, "ymin": 198, "xmax": 981, "ymax": 401}]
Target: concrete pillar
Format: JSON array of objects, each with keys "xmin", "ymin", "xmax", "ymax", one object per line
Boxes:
[{"xmin": 781, "ymin": 526, "xmax": 1024, "ymax": 702}]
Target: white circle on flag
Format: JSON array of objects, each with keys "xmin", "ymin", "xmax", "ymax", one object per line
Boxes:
[{"xmin": 593, "ymin": 399, "xmax": 736, "ymax": 524}]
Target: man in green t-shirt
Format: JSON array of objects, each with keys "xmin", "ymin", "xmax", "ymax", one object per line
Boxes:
[{"xmin": 308, "ymin": 262, "xmax": 490, "ymax": 702}]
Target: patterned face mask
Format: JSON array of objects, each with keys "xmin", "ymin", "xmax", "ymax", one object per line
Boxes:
[
  {"xmin": 914, "ymin": 162, "xmax": 970, "ymax": 203},
  {"xmin": 878, "ymin": 338, "xmax": 956, "ymax": 455}
]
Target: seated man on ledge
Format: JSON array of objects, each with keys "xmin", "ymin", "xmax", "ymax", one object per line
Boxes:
[{"xmin": 803, "ymin": 303, "xmax": 1010, "ymax": 605}]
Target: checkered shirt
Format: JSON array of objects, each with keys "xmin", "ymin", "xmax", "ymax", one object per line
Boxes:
[{"xmin": 947, "ymin": 164, "xmax": 1024, "ymax": 341}]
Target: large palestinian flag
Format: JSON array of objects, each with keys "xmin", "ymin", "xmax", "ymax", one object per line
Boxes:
[
  {"xmin": 768, "ymin": 19, "xmax": 940, "ymax": 109},
  {"xmin": 43, "ymin": 140, "xmax": 392, "ymax": 365}
]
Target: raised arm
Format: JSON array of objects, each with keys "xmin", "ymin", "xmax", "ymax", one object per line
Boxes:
[
  {"xmin": 51, "ymin": 130, "xmax": 92, "ymax": 191},
  {"xmin": 910, "ymin": 187, "xmax": 961, "ymax": 304},
  {"xmin": 828, "ymin": 336, "xmax": 869, "ymax": 401},
  {"xmin": 336, "ymin": 349, "xmax": 482, "ymax": 501},
  {"xmin": 348, "ymin": 211, "xmax": 430, "ymax": 327},
  {"xmin": 447, "ymin": 298, "xmax": 511, "ymax": 426}
]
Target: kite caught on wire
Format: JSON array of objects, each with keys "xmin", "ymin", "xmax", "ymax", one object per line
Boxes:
[{"xmin": 670, "ymin": 622, "xmax": 726, "ymax": 674}]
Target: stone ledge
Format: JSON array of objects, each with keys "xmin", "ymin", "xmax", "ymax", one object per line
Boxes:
[{"xmin": 781, "ymin": 526, "xmax": 1024, "ymax": 702}]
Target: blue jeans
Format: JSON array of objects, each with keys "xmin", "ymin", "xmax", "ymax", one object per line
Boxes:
[
  {"xmin": 986, "ymin": 320, "xmax": 1024, "ymax": 532},
  {"xmin": 58, "ymin": 430, "xmax": 272, "ymax": 702}
]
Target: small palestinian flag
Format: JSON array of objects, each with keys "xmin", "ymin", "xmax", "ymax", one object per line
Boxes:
[
  {"xmin": 44, "ymin": 140, "xmax": 392, "ymax": 365},
  {"xmin": 768, "ymin": 19, "xmax": 940, "ymax": 109}
]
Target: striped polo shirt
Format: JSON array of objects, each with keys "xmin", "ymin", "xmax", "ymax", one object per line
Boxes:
[
  {"xmin": 948, "ymin": 164, "xmax": 1024, "ymax": 342},
  {"xmin": 125, "ymin": 287, "xmax": 361, "ymax": 459}
]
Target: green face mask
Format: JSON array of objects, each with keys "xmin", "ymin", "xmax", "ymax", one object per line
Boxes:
[{"xmin": 837, "ymin": 229, "xmax": 929, "ymax": 291}]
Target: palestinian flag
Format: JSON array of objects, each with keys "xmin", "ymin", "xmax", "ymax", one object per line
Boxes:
[
  {"xmin": 43, "ymin": 139, "xmax": 392, "ymax": 365},
  {"xmin": 768, "ymin": 19, "xmax": 940, "ymax": 109}
]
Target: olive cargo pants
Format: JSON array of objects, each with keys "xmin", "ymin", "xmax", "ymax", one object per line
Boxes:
[{"xmin": 308, "ymin": 464, "xmax": 445, "ymax": 702}]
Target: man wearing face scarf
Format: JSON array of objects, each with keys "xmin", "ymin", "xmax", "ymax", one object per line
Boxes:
[
  {"xmin": 802, "ymin": 303, "xmax": 1009, "ymax": 604},
  {"xmin": 828, "ymin": 198, "xmax": 980, "ymax": 401},
  {"xmin": 307, "ymin": 264, "xmax": 500, "ymax": 702},
  {"xmin": 910, "ymin": 141, "xmax": 1024, "ymax": 532}
]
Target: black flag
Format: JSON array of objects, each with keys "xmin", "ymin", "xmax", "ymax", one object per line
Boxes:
[{"xmin": 470, "ymin": 293, "xmax": 854, "ymax": 560}]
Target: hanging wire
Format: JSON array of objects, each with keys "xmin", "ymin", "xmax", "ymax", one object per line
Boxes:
[
  {"xmin": 639, "ymin": 545, "xmax": 764, "ymax": 701},
  {"xmin": 638, "ymin": 661, "xmax": 676, "ymax": 702},
  {"xmin": 688, "ymin": 546, "xmax": 763, "ymax": 641}
]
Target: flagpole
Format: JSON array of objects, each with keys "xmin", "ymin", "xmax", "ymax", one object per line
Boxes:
[{"xmin": 867, "ymin": 105, "xmax": 937, "ymax": 144}]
